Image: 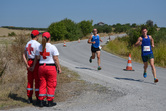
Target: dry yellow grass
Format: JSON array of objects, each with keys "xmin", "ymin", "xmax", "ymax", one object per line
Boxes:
[{"xmin": 0, "ymin": 28, "xmax": 32, "ymax": 37}]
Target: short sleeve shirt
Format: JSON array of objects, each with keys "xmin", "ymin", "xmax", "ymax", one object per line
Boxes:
[
  {"xmin": 36, "ymin": 43, "xmax": 59, "ymax": 64},
  {"xmin": 25, "ymin": 40, "xmax": 40, "ymax": 59}
]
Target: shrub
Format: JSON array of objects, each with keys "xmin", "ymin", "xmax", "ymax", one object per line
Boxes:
[
  {"xmin": 60, "ymin": 18, "xmax": 83, "ymax": 40},
  {"xmin": 48, "ymin": 21, "xmax": 67, "ymax": 41},
  {"xmin": 153, "ymin": 41, "xmax": 166, "ymax": 67},
  {"xmin": 103, "ymin": 37, "xmax": 129, "ymax": 56},
  {"xmin": 8, "ymin": 32, "xmax": 16, "ymax": 36},
  {"xmin": 78, "ymin": 20, "xmax": 93, "ymax": 36},
  {"xmin": 48, "ymin": 18, "xmax": 85, "ymax": 41},
  {"xmin": 153, "ymin": 28, "xmax": 166, "ymax": 43}
]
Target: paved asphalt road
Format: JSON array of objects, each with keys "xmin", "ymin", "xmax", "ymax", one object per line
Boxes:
[
  {"xmin": 56, "ymin": 34, "xmax": 166, "ymax": 111},
  {"xmin": 7, "ymin": 34, "xmax": 166, "ymax": 111}
]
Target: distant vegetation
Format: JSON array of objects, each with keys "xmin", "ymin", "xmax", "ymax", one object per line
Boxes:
[{"xmin": 1, "ymin": 26, "xmax": 47, "ymax": 31}]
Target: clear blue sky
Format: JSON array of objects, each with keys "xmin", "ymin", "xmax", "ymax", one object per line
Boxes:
[{"xmin": 0, "ymin": 0, "xmax": 165, "ymax": 28}]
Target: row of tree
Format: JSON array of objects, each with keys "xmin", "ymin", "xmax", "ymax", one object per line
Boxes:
[{"xmin": 1, "ymin": 26, "xmax": 47, "ymax": 31}]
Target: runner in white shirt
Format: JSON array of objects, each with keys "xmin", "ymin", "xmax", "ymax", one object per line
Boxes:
[{"xmin": 23, "ymin": 30, "xmax": 41, "ymax": 104}]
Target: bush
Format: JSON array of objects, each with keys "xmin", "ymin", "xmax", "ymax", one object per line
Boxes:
[
  {"xmin": 8, "ymin": 32, "xmax": 16, "ymax": 36},
  {"xmin": 153, "ymin": 41, "xmax": 166, "ymax": 67},
  {"xmin": 60, "ymin": 18, "xmax": 83, "ymax": 40},
  {"xmin": 11, "ymin": 33, "xmax": 29, "ymax": 64},
  {"xmin": 48, "ymin": 21, "xmax": 67, "ymax": 41},
  {"xmin": 94, "ymin": 24, "xmax": 112, "ymax": 33},
  {"xmin": 153, "ymin": 28, "xmax": 166, "ymax": 43},
  {"xmin": 114, "ymin": 24, "xmax": 131, "ymax": 33},
  {"xmin": 103, "ymin": 37, "xmax": 129, "ymax": 56},
  {"xmin": 48, "ymin": 18, "xmax": 88, "ymax": 41},
  {"xmin": 78, "ymin": 20, "xmax": 93, "ymax": 36}
]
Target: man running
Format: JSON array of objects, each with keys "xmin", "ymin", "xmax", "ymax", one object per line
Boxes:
[
  {"xmin": 88, "ymin": 29, "xmax": 103, "ymax": 70},
  {"xmin": 135, "ymin": 27, "xmax": 158, "ymax": 83}
]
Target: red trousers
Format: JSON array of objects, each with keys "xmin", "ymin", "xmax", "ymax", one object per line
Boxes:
[
  {"xmin": 38, "ymin": 64, "xmax": 57, "ymax": 101},
  {"xmin": 27, "ymin": 59, "xmax": 39, "ymax": 98}
]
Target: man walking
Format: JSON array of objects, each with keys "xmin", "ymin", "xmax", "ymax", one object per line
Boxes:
[
  {"xmin": 88, "ymin": 29, "xmax": 103, "ymax": 70},
  {"xmin": 135, "ymin": 27, "xmax": 158, "ymax": 83}
]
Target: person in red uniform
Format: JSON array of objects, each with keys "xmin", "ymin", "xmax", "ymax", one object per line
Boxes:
[
  {"xmin": 32, "ymin": 32, "xmax": 61, "ymax": 107},
  {"xmin": 23, "ymin": 30, "xmax": 41, "ymax": 103}
]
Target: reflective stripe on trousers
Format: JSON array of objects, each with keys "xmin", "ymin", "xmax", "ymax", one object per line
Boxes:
[
  {"xmin": 35, "ymin": 89, "xmax": 39, "ymax": 91},
  {"xmin": 39, "ymin": 94, "xmax": 54, "ymax": 97},
  {"xmin": 39, "ymin": 94, "xmax": 47, "ymax": 96},
  {"xmin": 27, "ymin": 88, "xmax": 33, "ymax": 90},
  {"xmin": 47, "ymin": 94, "xmax": 54, "ymax": 97}
]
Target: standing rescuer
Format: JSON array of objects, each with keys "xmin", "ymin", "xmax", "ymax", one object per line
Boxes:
[
  {"xmin": 23, "ymin": 30, "xmax": 41, "ymax": 103},
  {"xmin": 32, "ymin": 32, "xmax": 61, "ymax": 107}
]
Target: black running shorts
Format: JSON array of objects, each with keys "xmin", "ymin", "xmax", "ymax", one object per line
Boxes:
[{"xmin": 91, "ymin": 46, "xmax": 100, "ymax": 53}]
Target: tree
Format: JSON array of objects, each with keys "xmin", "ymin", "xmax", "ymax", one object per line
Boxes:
[
  {"xmin": 48, "ymin": 22, "xmax": 67, "ymax": 41},
  {"xmin": 131, "ymin": 23, "xmax": 137, "ymax": 28},
  {"xmin": 78, "ymin": 20, "xmax": 93, "ymax": 36},
  {"xmin": 60, "ymin": 18, "xmax": 83, "ymax": 40},
  {"xmin": 146, "ymin": 20, "xmax": 153, "ymax": 27}
]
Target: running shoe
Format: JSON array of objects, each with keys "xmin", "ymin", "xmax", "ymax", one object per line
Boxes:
[
  {"xmin": 89, "ymin": 57, "xmax": 92, "ymax": 63},
  {"xmin": 98, "ymin": 66, "xmax": 101, "ymax": 70},
  {"xmin": 154, "ymin": 78, "xmax": 159, "ymax": 83},
  {"xmin": 143, "ymin": 72, "xmax": 147, "ymax": 78}
]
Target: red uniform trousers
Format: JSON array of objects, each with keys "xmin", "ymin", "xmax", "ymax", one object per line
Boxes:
[
  {"xmin": 38, "ymin": 64, "xmax": 57, "ymax": 101},
  {"xmin": 27, "ymin": 59, "xmax": 39, "ymax": 98}
]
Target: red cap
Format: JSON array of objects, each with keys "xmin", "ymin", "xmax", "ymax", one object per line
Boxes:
[
  {"xmin": 31, "ymin": 30, "xmax": 40, "ymax": 36},
  {"xmin": 42, "ymin": 32, "xmax": 51, "ymax": 39}
]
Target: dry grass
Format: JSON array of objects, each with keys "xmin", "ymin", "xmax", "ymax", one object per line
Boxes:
[{"xmin": 0, "ymin": 28, "xmax": 32, "ymax": 37}]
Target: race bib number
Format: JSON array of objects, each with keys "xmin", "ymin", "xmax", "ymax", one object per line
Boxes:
[{"xmin": 143, "ymin": 46, "xmax": 150, "ymax": 51}]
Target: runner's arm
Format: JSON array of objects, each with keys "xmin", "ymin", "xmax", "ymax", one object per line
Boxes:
[
  {"xmin": 149, "ymin": 35, "xmax": 154, "ymax": 47},
  {"xmin": 53, "ymin": 56, "xmax": 62, "ymax": 74},
  {"xmin": 134, "ymin": 37, "xmax": 142, "ymax": 46},
  {"xmin": 88, "ymin": 35, "xmax": 95, "ymax": 44}
]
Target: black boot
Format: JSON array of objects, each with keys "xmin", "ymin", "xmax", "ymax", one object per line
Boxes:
[
  {"xmin": 39, "ymin": 100, "xmax": 44, "ymax": 107},
  {"xmin": 36, "ymin": 98, "xmax": 40, "ymax": 105},
  {"xmin": 47, "ymin": 100, "xmax": 57, "ymax": 107},
  {"xmin": 27, "ymin": 97, "xmax": 33, "ymax": 104}
]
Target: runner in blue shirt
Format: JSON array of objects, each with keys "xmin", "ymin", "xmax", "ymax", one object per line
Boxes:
[
  {"xmin": 88, "ymin": 29, "xmax": 103, "ymax": 70},
  {"xmin": 135, "ymin": 27, "xmax": 158, "ymax": 83}
]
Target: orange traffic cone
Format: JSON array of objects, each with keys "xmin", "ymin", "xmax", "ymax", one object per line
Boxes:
[
  {"xmin": 124, "ymin": 53, "xmax": 134, "ymax": 71},
  {"xmin": 78, "ymin": 39, "xmax": 80, "ymax": 43},
  {"xmin": 63, "ymin": 40, "xmax": 66, "ymax": 47}
]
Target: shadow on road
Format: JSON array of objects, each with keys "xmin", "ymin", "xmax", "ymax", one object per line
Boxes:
[
  {"xmin": 75, "ymin": 67, "xmax": 96, "ymax": 71},
  {"xmin": 8, "ymin": 93, "xmax": 42, "ymax": 106},
  {"xmin": 114, "ymin": 77, "xmax": 155, "ymax": 85}
]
